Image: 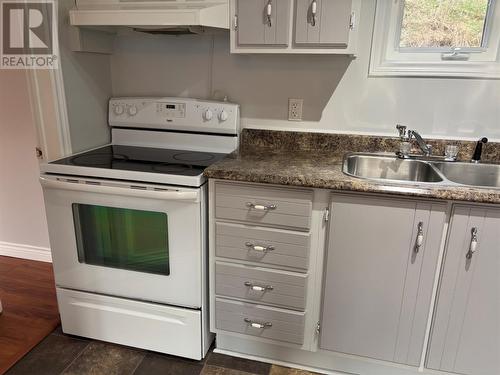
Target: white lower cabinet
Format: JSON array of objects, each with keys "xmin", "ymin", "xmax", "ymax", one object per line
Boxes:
[
  {"xmin": 210, "ymin": 181, "xmax": 313, "ymax": 350},
  {"xmin": 210, "ymin": 180, "xmax": 500, "ymax": 375},
  {"xmin": 427, "ymin": 206, "xmax": 500, "ymax": 375},
  {"xmin": 320, "ymin": 194, "xmax": 446, "ymax": 366}
]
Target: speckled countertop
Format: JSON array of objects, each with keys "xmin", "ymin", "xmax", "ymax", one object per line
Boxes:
[{"xmin": 204, "ymin": 129, "xmax": 500, "ymax": 204}]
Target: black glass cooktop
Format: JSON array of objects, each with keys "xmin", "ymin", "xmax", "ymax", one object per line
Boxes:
[{"xmin": 51, "ymin": 145, "xmax": 228, "ymax": 177}]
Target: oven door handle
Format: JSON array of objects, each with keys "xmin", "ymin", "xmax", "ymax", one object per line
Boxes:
[{"xmin": 40, "ymin": 176, "xmax": 200, "ymax": 202}]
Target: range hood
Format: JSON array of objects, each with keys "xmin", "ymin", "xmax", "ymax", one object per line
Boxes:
[{"xmin": 69, "ymin": 0, "xmax": 229, "ymax": 31}]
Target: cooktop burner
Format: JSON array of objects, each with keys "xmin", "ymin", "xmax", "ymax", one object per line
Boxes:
[
  {"xmin": 152, "ymin": 163, "xmax": 194, "ymax": 174},
  {"xmin": 173, "ymin": 152, "xmax": 215, "ymax": 163},
  {"xmin": 51, "ymin": 145, "xmax": 227, "ymax": 177},
  {"xmin": 71, "ymin": 152, "xmax": 129, "ymax": 166}
]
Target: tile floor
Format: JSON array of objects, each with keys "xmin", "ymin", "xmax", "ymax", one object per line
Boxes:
[{"xmin": 6, "ymin": 327, "xmax": 319, "ymax": 375}]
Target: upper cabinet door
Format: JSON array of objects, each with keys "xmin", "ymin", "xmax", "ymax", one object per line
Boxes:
[
  {"xmin": 427, "ymin": 207, "xmax": 500, "ymax": 375},
  {"xmin": 236, "ymin": 0, "xmax": 291, "ymax": 46},
  {"xmin": 320, "ymin": 195, "xmax": 445, "ymax": 366},
  {"xmin": 294, "ymin": 0, "xmax": 353, "ymax": 46}
]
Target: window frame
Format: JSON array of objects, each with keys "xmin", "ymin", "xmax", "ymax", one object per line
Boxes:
[{"xmin": 369, "ymin": 0, "xmax": 500, "ymax": 78}]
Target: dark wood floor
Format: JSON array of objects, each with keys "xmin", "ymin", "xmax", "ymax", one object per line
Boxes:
[
  {"xmin": 0, "ymin": 256, "xmax": 60, "ymax": 374},
  {"xmin": 1, "ymin": 256, "xmax": 317, "ymax": 375}
]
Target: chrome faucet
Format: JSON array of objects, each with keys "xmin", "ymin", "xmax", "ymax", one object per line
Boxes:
[
  {"xmin": 408, "ymin": 130, "xmax": 432, "ymax": 156},
  {"xmin": 396, "ymin": 125, "xmax": 432, "ymax": 158}
]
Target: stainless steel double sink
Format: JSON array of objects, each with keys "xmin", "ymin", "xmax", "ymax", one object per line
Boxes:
[{"xmin": 344, "ymin": 153, "xmax": 500, "ymax": 189}]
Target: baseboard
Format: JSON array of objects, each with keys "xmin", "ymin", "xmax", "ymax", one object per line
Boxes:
[
  {"xmin": 0, "ymin": 241, "xmax": 52, "ymax": 262},
  {"xmin": 216, "ymin": 334, "xmax": 428, "ymax": 375}
]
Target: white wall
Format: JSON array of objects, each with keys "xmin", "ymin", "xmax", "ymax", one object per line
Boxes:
[
  {"xmin": 0, "ymin": 70, "xmax": 51, "ymax": 261},
  {"xmin": 110, "ymin": 0, "xmax": 500, "ymax": 141},
  {"xmin": 59, "ymin": 0, "xmax": 112, "ymax": 153}
]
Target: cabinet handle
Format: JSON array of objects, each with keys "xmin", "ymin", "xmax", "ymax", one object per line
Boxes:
[
  {"xmin": 244, "ymin": 281, "xmax": 274, "ymax": 292},
  {"xmin": 233, "ymin": 15, "xmax": 238, "ymax": 30},
  {"xmin": 266, "ymin": 1, "xmax": 272, "ymax": 27},
  {"xmin": 414, "ymin": 221, "xmax": 424, "ymax": 253},
  {"xmin": 246, "ymin": 202, "xmax": 277, "ymax": 211},
  {"xmin": 311, "ymin": 0, "xmax": 317, "ymax": 26},
  {"xmin": 466, "ymin": 227, "xmax": 478, "ymax": 260},
  {"xmin": 245, "ymin": 242, "xmax": 275, "ymax": 253},
  {"xmin": 349, "ymin": 11, "xmax": 356, "ymax": 30},
  {"xmin": 244, "ymin": 318, "xmax": 272, "ymax": 329}
]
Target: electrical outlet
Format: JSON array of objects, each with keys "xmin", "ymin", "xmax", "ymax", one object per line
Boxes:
[{"xmin": 288, "ymin": 98, "xmax": 303, "ymax": 121}]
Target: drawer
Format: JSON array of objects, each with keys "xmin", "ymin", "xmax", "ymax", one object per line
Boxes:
[
  {"xmin": 216, "ymin": 222, "xmax": 310, "ymax": 270},
  {"xmin": 216, "ymin": 262, "xmax": 307, "ymax": 310},
  {"xmin": 215, "ymin": 298, "xmax": 305, "ymax": 345},
  {"xmin": 57, "ymin": 287, "xmax": 203, "ymax": 360},
  {"xmin": 215, "ymin": 182, "xmax": 313, "ymax": 230}
]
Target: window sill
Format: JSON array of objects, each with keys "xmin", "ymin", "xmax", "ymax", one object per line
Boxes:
[{"xmin": 369, "ymin": 60, "xmax": 500, "ymax": 79}]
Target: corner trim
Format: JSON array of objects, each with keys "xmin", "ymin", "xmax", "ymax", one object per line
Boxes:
[{"xmin": 0, "ymin": 241, "xmax": 52, "ymax": 263}]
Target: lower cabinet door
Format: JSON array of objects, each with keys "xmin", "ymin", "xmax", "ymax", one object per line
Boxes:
[
  {"xmin": 319, "ymin": 195, "xmax": 445, "ymax": 366},
  {"xmin": 427, "ymin": 206, "xmax": 500, "ymax": 375}
]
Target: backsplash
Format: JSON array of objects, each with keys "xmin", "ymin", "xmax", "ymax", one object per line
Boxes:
[
  {"xmin": 240, "ymin": 129, "xmax": 500, "ymax": 162},
  {"xmin": 107, "ymin": 0, "xmax": 500, "ymax": 141}
]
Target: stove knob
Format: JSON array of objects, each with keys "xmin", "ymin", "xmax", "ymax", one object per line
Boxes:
[
  {"xmin": 219, "ymin": 110, "xmax": 229, "ymax": 122},
  {"xmin": 204, "ymin": 109, "xmax": 213, "ymax": 121},
  {"xmin": 127, "ymin": 105, "xmax": 138, "ymax": 116},
  {"xmin": 114, "ymin": 104, "xmax": 124, "ymax": 115}
]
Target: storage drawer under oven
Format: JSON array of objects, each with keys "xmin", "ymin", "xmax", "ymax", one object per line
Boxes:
[{"xmin": 57, "ymin": 288, "xmax": 204, "ymax": 360}]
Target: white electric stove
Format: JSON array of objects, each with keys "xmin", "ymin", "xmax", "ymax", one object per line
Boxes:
[
  {"xmin": 43, "ymin": 97, "xmax": 239, "ymax": 186},
  {"xmin": 40, "ymin": 97, "xmax": 239, "ymax": 360}
]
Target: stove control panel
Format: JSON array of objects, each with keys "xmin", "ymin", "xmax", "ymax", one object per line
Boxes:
[
  {"xmin": 109, "ymin": 97, "xmax": 240, "ymax": 135},
  {"xmin": 156, "ymin": 102, "xmax": 186, "ymax": 119}
]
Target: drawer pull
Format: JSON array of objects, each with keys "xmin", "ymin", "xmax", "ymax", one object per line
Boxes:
[
  {"xmin": 466, "ymin": 227, "xmax": 478, "ymax": 260},
  {"xmin": 244, "ymin": 281, "xmax": 274, "ymax": 292},
  {"xmin": 245, "ymin": 242, "xmax": 275, "ymax": 252},
  {"xmin": 244, "ymin": 318, "xmax": 272, "ymax": 329},
  {"xmin": 246, "ymin": 202, "xmax": 277, "ymax": 211}
]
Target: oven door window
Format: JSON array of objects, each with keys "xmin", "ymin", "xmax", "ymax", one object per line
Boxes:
[{"xmin": 72, "ymin": 204, "xmax": 170, "ymax": 275}]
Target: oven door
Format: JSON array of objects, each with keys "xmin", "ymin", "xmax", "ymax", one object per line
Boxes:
[{"xmin": 41, "ymin": 175, "xmax": 204, "ymax": 308}]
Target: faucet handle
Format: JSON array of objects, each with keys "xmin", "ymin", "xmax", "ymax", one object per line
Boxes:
[
  {"xmin": 396, "ymin": 124, "xmax": 408, "ymax": 140},
  {"xmin": 471, "ymin": 137, "xmax": 488, "ymax": 163},
  {"xmin": 426, "ymin": 144, "xmax": 433, "ymax": 156},
  {"xmin": 479, "ymin": 137, "xmax": 488, "ymax": 144}
]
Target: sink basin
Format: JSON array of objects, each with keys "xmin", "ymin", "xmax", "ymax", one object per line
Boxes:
[
  {"xmin": 344, "ymin": 154, "xmax": 443, "ymax": 183},
  {"xmin": 432, "ymin": 162, "xmax": 500, "ymax": 189}
]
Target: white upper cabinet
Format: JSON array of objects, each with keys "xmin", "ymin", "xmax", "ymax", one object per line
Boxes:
[
  {"xmin": 230, "ymin": 0, "xmax": 360, "ymax": 54},
  {"xmin": 235, "ymin": 0, "xmax": 291, "ymax": 46},
  {"xmin": 294, "ymin": 0, "xmax": 352, "ymax": 46}
]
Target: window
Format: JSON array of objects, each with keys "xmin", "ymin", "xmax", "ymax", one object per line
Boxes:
[
  {"xmin": 370, "ymin": 0, "xmax": 500, "ymax": 78},
  {"xmin": 400, "ymin": 0, "xmax": 490, "ymax": 49}
]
